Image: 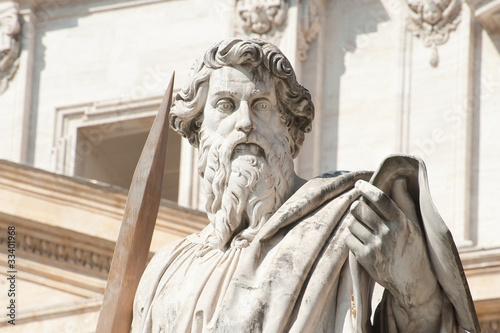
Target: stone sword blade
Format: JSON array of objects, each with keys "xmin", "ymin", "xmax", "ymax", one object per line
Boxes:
[{"xmin": 96, "ymin": 73, "xmax": 175, "ymax": 333}]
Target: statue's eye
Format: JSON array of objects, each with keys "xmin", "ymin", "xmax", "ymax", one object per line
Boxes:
[
  {"xmin": 216, "ymin": 99, "xmax": 234, "ymax": 113},
  {"xmin": 253, "ymin": 100, "xmax": 271, "ymax": 112}
]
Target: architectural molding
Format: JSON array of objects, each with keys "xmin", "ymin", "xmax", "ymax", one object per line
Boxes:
[
  {"xmin": 460, "ymin": 246, "xmax": 500, "ymax": 274},
  {"xmin": 466, "ymin": 0, "xmax": 500, "ymax": 31},
  {"xmin": 0, "ymin": 1, "xmax": 21, "ymax": 94},
  {"xmin": 460, "ymin": 247, "xmax": 500, "ymax": 316},
  {"xmin": 235, "ymin": 0, "xmax": 289, "ymax": 46},
  {"xmin": 52, "ymin": 95, "xmax": 166, "ymax": 176},
  {"xmin": 0, "ymin": 296, "xmax": 102, "ymax": 326},
  {"xmin": 0, "ymin": 213, "xmax": 116, "ymax": 279},
  {"xmin": 473, "ymin": 297, "xmax": 500, "ymax": 329},
  {"xmin": 405, "ymin": 0, "xmax": 462, "ymax": 66},
  {"xmin": 481, "ymin": 319, "xmax": 500, "ymax": 333},
  {"xmin": 234, "ymin": 0, "xmax": 324, "ymax": 61},
  {"xmin": 0, "ymin": 252, "xmax": 105, "ymax": 297},
  {"xmin": 22, "ymin": 0, "xmax": 168, "ymax": 21},
  {"xmin": 0, "ymin": 159, "xmax": 208, "ymax": 240},
  {"xmin": 297, "ymin": 0, "xmax": 324, "ymax": 61}
]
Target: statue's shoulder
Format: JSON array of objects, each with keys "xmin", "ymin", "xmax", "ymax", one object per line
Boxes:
[
  {"xmin": 139, "ymin": 227, "xmax": 212, "ymax": 287},
  {"xmin": 133, "ymin": 238, "xmax": 186, "ymax": 328},
  {"xmin": 138, "ymin": 239, "xmax": 185, "ymax": 290},
  {"xmin": 134, "ymin": 236, "xmax": 197, "ymax": 325},
  {"xmin": 143, "ymin": 235, "xmax": 198, "ymax": 277},
  {"xmin": 315, "ymin": 170, "xmax": 352, "ymax": 179}
]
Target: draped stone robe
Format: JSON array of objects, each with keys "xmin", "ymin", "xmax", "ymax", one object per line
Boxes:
[{"xmin": 132, "ymin": 155, "xmax": 479, "ymax": 333}]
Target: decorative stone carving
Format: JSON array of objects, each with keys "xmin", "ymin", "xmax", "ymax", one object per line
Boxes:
[
  {"xmin": 235, "ymin": 0, "xmax": 289, "ymax": 45},
  {"xmin": 0, "ymin": 222, "xmax": 114, "ymax": 278},
  {"xmin": 0, "ymin": 1, "xmax": 21, "ymax": 94},
  {"xmin": 298, "ymin": 0, "xmax": 325, "ymax": 61},
  {"xmin": 234, "ymin": 0, "xmax": 325, "ymax": 61},
  {"xmin": 18, "ymin": 233, "xmax": 113, "ymax": 275},
  {"xmin": 406, "ymin": 0, "xmax": 462, "ymax": 66}
]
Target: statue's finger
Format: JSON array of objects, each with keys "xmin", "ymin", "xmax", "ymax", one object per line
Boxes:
[
  {"xmin": 354, "ymin": 180, "xmax": 405, "ymax": 222},
  {"xmin": 348, "ymin": 218, "xmax": 375, "ymax": 245},
  {"xmin": 350, "ymin": 200, "xmax": 388, "ymax": 233},
  {"xmin": 345, "ymin": 231, "xmax": 365, "ymax": 257}
]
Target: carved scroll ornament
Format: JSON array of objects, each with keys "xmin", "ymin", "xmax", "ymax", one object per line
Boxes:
[
  {"xmin": 406, "ymin": 0, "xmax": 462, "ymax": 66},
  {"xmin": 235, "ymin": 0, "xmax": 289, "ymax": 46},
  {"xmin": 0, "ymin": 1, "xmax": 20, "ymax": 94}
]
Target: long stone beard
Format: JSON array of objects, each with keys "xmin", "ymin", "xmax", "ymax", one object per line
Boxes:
[{"xmin": 198, "ymin": 128, "xmax": 295, "ymax": 251}]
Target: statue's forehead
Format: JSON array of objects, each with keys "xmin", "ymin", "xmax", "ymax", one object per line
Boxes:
[{"xmin": 208, "ymin": 65, "xmax": 274, "ymax": 95}]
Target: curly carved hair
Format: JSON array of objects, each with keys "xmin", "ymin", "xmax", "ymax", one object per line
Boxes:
[{"xmin": 169, "ymin": 38, "xmax": 314, "ymax": 158}]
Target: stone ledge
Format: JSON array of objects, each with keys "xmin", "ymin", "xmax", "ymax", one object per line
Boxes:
[
  {"xmin": 459, "ymin": 247, "xmax": 500, "ymax": 303},
  {"xmin": 0, "ymin": 214, "xmax": 116, "ymax": 279},
  {"xmin": 474, "ymin": 297, "xmax": 500, "ymax": 324},
  {"xmin": 0, "ymin": 159, "xmax": 208, "ymax": 241},
  {"xmin": 0, "ymin": 296, "xmax": 102, "ymax": 326},
  {"xmin": 460, "ymin": 246, "xmax": 500, "ymax": 274},
  {"xmin": 0, "ymin": 159, "xmax": 208, "ymax": 277}
]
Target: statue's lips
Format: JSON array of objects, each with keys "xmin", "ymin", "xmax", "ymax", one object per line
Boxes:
[{"xmin": 233, "ymin": 143, "xmax": 265, "ymax": 157}]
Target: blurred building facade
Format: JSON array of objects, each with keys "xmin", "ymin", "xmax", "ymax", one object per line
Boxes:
[{"xmin": 0, "ymin": 0, "xmax": 499, "ymax": 331}]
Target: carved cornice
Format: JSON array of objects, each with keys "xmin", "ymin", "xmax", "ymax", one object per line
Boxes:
[
  {"xmin": 405, "ymin": 0, "xmax": 462, "ymax": 67},
  {"xmin": 474, "ymin": 297, "xmax": 500, "ymax": 327},
  {"xmin": 0, "ymin": 159, "xmax": 208, "ymax": 278},
  {"xmin": 0, "ymin": 159, "xmax": 208, "ymax": 234},
  {"xmin": 0, "ymin": 1, "xmax": 21, "ymax": 94},
  {"xmin": 235, "ymin": 0, "xmax": 289, "ymax": 46},
  {"xmin": 460, "ymin": 246, "xmax": 500, "ymax": 274},
  {"xmin": 0, "ymin": 213, "xmax": 116, "ymax": 279},
  {"xmin": 466, "ymin": 0, "xmax": 500, "ymax": 31}
]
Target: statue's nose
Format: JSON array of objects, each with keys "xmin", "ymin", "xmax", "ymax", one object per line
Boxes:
[{"xmin": 235, "ymin": 102, "xmax": 256, "ymax": 133}]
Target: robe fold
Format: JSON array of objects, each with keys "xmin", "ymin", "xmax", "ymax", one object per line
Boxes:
[{"xmin": 132, "ymin": 155, "xmax": 479, "ymax": 333}]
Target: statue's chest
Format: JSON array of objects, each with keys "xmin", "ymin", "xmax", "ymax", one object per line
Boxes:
[{"xmin": 150, "ymin": 246, "xmax": 244, "ymax": 332}]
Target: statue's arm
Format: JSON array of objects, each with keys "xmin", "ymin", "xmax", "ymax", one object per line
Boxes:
[{"xmin": 346, "ymin": 179, "xmax": 444, "ymax": 332}]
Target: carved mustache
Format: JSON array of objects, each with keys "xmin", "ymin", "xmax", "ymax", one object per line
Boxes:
[{"xmin": 224, "ymin": 132, "xmax": 268, "ymax": 161}]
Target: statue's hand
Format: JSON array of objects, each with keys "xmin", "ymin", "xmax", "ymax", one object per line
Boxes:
[{"xmin": 346, "ymin": 179, "xmax": 443, "ymax": 330}]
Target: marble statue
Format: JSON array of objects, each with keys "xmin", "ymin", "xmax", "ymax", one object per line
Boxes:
[{"xmin": 132, "ymin": 38, "xmax": 478, "ymax": 332}]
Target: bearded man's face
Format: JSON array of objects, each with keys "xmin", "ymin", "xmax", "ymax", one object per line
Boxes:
[{"xmin": 198, "ymin": 65, "xmax": 296, "ymax": 251}]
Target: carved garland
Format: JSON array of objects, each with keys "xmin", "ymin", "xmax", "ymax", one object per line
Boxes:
[
  {"xmin": 0, "ymin": 1, "xmax": 21, "ymax": 94},
  {"xmin": 406, "ymin": 0, "xmax": 462, "ymax": 67}
]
